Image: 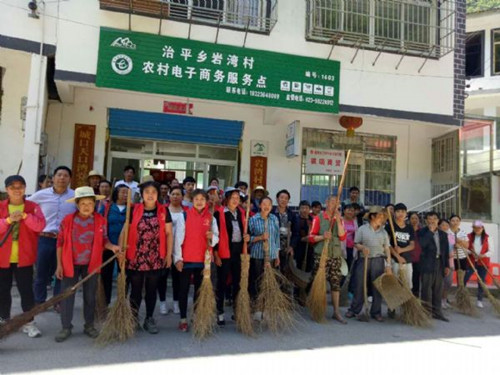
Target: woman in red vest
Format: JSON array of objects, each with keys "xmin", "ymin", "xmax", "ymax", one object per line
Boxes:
[
  {"xmin": 125, "ymin": 181, "xmax": 173, "ymax": 334},
  {"xmin": 213, "ymin": 187, "xmax": 249, "ymax": 326},
  {"xmin": 54, "ymin": 187, "xmax": 119, "ymax": 342},
  {"xmin": 465, "ymin": 220, "xmax": 494, "ymax": 309},
  {"xmin": 175, "ymin": 189, "xmax": 219, "ymax": 332},
  {"xmin": 0, "ymin": 175, "xmax": 46, "ymax": 338}
]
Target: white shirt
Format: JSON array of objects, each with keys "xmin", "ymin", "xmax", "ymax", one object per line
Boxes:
[
  {"xmin": 27, "ymin": 187, "xmax": 77, "ymax": 233},
  {"xmin": 169, "ymin": 209, "xmax": 185, "ymax": 264},
  {"xmin": 452, "ymin": 228, "xmax": 469, "ymax": 259},
  {"xmin": 115, "ymin": 180, "xmax": 140, "ymax": 197},
  {"xmin": 473, "ymin": 235, "xmax": 494, "ymax": 258}
]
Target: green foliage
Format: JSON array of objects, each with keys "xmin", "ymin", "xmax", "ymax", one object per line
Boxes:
[{"xmin": 467, "ymin": 0, "xmax": 500, "ymax": 13}]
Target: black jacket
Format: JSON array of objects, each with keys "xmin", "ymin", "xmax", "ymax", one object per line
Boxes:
[
  {"xmin": 213, "ymin": 208, "xmax": 244, "ymax": 251},
  {"xmin": 271, "ymin": 206, "xmax": 300, "ymax": 249},
  {"xmin": 418, "ymin": 227, "xmax": 449, "ymax": 275}
]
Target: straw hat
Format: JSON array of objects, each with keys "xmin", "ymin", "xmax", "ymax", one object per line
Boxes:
[
  {"xmin": 363, "ymin": 205, "xmax": 385, "ymax": 219},
  {"xmin": 87, "ymin": 170, "xmax": 103, "ymax": 179},
  {"xmin": 140, "ymin": 175, "xmax": 155, "ymax": 184},
  {"xmin": 66, "ymin": 186, "xmax": 105, "ymax": 203}
]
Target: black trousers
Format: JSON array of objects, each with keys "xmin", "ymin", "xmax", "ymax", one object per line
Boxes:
[
  {"xmin": 178, "ymin": 267, "xmax": 203, "ymax": 320},
  {"xmin": 215, "ymin": 242, "xmax": 243, "ymax": 314},
  {"xmin": 101, "ymin": 250, "xmax": 118, "ymax": 305},
  {"xmin": 421, "ymin": 262, "xmax": 444, "ymax": 316},
  {"xmin": 158, "ymin": 266, "xmax": 180, "ymax": 302},
  {"xmin": 348, "ymin": 257, "xmax": 385, "ymax": 317},
  {"xmin": 128, "ymin": 270, "xmax": 161, "ymax": 319},
  {"xmin": 412, "ymin": 262, "xmax": 421, "ymax": 298},
  {"xmin": 0, "ymin": 264, "xmax": 35, "ymax": 320},
  {"xmin": 249, "ymin": 258, "xmax": 265, "ymax": 301},
  {"xmin": 294, "ymin": 243, "xmax": 314, "ymax": 273}
]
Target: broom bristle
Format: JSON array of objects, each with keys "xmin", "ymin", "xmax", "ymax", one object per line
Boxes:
[
  {"xmin": 192, "ymin": 271, "xmax": 217, "ymax": 340},
  {"xmin": 235, "ymin": 254, "xmax": 254, "ymax": 336},
  {"xmin": 454, "ymin": 270, "xmax": 479, "ymax": 317},
  {"xmin": 307, "ymin": 251, "xmax": 328, "ymax": 322},
  {"xmin": 339, "ymin": 274, "xmax": 350, "ymax": 307},
  {"xmin": 480, "ymin": 280, "xmax": 500, "ymax": 317},
  {"xmin": 95, "ymin": 275, "xmax": 108, "ymax": 323},
  {"xmin": 373, "ymin": 273, "xmax": 413, "ymax": 310},
  {"xmin": 398, "ymin": 267, "xmax": 432, "ymax": 327},
  {"xmin": 96, "ymin": 270, "xmax": 135, "ymax": 345},
  {"xmin": 0, "ymin": 291, "xmax": 72, "ymax": 339},
  {"xmin": 257, "ymin": 264, "xmax": 295, "ymax": 334}
]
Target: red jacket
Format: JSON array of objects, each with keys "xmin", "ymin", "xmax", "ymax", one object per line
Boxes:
[
  {"xmin": 60, "ymin": 212, "xmax": 106, "ymax": 278},
  {"xmin": 182, "ymin": 206, "xmax": 212, "ymax": 263},
  {"xmin": 0, "ymin": 199, "xmax": 46, "ymax": 268},
  {"xmin": 467, "ymin": 233, "xmax": 491, "ymax": 267},
  {"xmin": 215, "ymin": 206, "xmax": 246, "ymax": 259},
  {"xmin": 127, "ymin": 202, "xmax": 167, "ymax": 261}
]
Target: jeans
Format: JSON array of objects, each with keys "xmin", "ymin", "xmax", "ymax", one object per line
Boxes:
[
  {"xmin": 421, "ymin": 262, "xmax": 444, "ymax": 316},
  {"xmin": 60, "ymin": 265, "xmax": 97, "ymax": 329},
  {"xmin": 348, "ymin": 257, "xmax": 385, "ymax": 317},
  {"xmin": 0, "ymin": 264, "xmax": 35, "ymax": 320},
  {"xmin": 464, "ymin": 265, "xmax": 488, "ymax": 301},
  {"xmin": 178, "ymin": 266, "xmax": 203, "ymax": 320},
  {"xmin": 34, "ymin": 237, "xmax": 60, "ymax": 303}
]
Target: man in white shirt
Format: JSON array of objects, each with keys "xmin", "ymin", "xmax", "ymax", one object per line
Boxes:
[{"xmin": 114, "ymin": 165, "xmax": 139, "ymax": 197}]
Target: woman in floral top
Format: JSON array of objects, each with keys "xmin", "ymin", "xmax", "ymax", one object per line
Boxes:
[{"xmin": 124, "ymin": 181, "xmax": 173, "ymax": 334}]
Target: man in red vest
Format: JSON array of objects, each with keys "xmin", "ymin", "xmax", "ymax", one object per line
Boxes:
[
  {"xmin": 54, "ymin": 187, "xmax": 120, "ymax": 342},
  {"xmin": 0, "ymin": 175, "xmax": 46, "ymax": 338}
]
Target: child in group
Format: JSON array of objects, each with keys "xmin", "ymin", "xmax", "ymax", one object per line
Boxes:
[{"xmin": 55, "ymin": 187, "xmax": 120, "ymax": 342}]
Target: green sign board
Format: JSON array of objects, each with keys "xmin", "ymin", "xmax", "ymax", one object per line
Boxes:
[{"xmin": 96, "ymin": 28, "xmax": 340, "ymax": 113}]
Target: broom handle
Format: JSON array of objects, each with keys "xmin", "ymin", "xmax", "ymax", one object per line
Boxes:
[
  {"xmin": 263, "ymin": 218, "xmax": 270, "ymax": 264},
  {"xmin": 329, "ymin": 149, "xmax": 351, "ymax": 232},
  {"xmin": 302, "ymin": 219, "xmax": 310, "ymax": 272},
  {"xmin": 70, "ymin": 252, "xmax": 119, "ymax": 291},
  {"xmin": 120, "ymin": 189, "xmax": 133, "ymax": 270},
  {"xmin": 454, "ymin": 232, "xmax": 461, "ymax": 271},
  {"xmin": 477, "ymin": 257, "xmax": 500, "ymax": 290},
  {"xmin": 243, "ymin": 190, "xmax": 251, "ymax": 255},
  {"xmin": 465, "ymin": 256, "xmax": 492, "ymax": 296},
  {"xmin": 363, "ymin": 256, "xmax": 369, "ymax": 309}
]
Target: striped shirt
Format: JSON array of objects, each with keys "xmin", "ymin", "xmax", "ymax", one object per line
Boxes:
[
  {"xmin": 354, "ymin": 223, "xmax": 390, "ymax": 258},
  {"xmin": 249, "ymin": 213, "xmax": 280, "ymax": 260}
]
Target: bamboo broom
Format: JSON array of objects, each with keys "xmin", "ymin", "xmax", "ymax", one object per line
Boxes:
[
  {"xmin": 96, "ymin": 189, "xmax": 135, "ymax": 345},
  {"xmin": 386, "ymin": 211, "xmax": 431, "ymax": 327},
  {"xmin": 466, "ymin": 256, "xmax": 500, "ymax": 317},
  {"xmin": 0, "ymin": 253, "xmax": 119, "ymax": 340},
  {"xmin": 307, "ymin": 149, "xmax": 351, "ymax": 323},
  {"xmin": 192, "ymin": 216, "xmax": 217, "ymax": 340},
  {"xmin": 340, "ymin": 260, "xmax": 356, "ymax": 307},
  {"xmin": 298, "ymin": 221, "xmax": 311, "ymax": 307},
  {"xmin": 453, "ymin": 242, "xmax": 478, "ymax": 317},
  {"xmin": 478, "ymin": 258, "xmax": 500, "ymax": 291},
  {"xmin": 256, "ymin": 218, "xmax": 295, "ymax": 334},
  {"xmin": 235, "ymin": 191, "xmax": 254, "ymax": 336}
]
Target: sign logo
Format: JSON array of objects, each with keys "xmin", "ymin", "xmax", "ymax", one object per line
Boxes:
[
  {"xmin": 111, "ymin": 37, "xmax": 136, "ymax": 49},
  {"xmin": 111, "ymin": 54, "xmax": 133, "ymax": 75},
  {"xmin": 250, "ymin": 140, "xmax": 268, "ymax": 157}
]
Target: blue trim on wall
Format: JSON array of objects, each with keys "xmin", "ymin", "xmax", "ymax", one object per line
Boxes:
[{"xmin": 108, "ymin": 108, "xmax": 244, "ymax": 146}]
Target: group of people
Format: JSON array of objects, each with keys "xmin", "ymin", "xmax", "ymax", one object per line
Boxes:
[{"xmin": 0, "ymin": 166, "xmax": 495, "ymax": 343}]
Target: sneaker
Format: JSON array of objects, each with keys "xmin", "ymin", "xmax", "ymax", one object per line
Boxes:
[
  {"xmin": 367, "ymin": 296, "xmax": 373, "ymax": 303},
  {"xmin": 178, "ymin": 321, "xmax": 188, "ymax": 332},
  {"xmin": 477, "ymin": 300, "xmax": 484, "ymax": 309},
  {"xmin": 55, "ymin": 328, "xmax": 72, "ymax": 343},
  {"xmin": 442, "ymin": 300, "xmax": 448, "ymax": 310},
  {"xmin": 83, "ymin": 324, "xmax": 99, "ymax": 339},
  {"xmin": 253, "ymin": 311, "xmax": 263, "ymax": 322},
  {"xmin": 217, "ymin": 314, "xmax": 225, "ymax": 327},
  {"xmin": 173, "ymin": 301, "xmax": 180, "ymax": 315},
  {"xmin": 143, "ymin": 317, "xmax": 159, "ymax": 334},
  {"xmin": 22, "ymin": 321, "xmax": 42, "ymax": 338},
  {"xmin": 159, "ymin": 301, "xmax": 168, "ymax": 315},
  {"xmin": 0, "ymin": 317, "xmax": 6, "ymax": 325}
]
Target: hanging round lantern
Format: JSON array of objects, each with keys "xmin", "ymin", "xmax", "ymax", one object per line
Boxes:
[{"xmin": 339, "ymin": 116, "xmax": 363, "ymax": 137}]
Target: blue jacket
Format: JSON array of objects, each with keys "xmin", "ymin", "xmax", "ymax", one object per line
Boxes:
[{"xmin": 98, "ymin": 203, "xmax": 126, "ymax": 246}]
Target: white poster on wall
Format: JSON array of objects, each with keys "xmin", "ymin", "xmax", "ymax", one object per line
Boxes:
[
  {"xmin": 305, "ymin": 148, "xmax": 344, "ymax": 175},
  {"xmin": 285, "ymin": 120, "xmax": 301, "ymax": 158}
]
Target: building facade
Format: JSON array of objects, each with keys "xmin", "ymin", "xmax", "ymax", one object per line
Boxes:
[{"xmin": 0, "ymin": 0, "xmax": 464, "ymax": 212}]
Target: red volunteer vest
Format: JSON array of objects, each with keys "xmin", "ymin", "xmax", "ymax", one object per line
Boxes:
[
  {"xmin": 467, "ymin": 233, "xmax": 491, "ymax": 267},
  {"xmin": 182, "ymin": 206, "xmax": 212, "ymax": 263}
]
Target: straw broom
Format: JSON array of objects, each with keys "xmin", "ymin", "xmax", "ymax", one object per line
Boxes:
[
  {"xmin": 466, "ymin": 256, "xmax": 500, "ymax": 317},
  {"xmin": 256, "ymin": 218, "xmax": 295, "ymax": 334},
  {"xmin": 96, "ymin": 189, "xmax": 135, "ymax": 345},
  {"xmin": 235, "ymin": 191, "xmax": 254, "ymax": 336},
  {"xmin": 386, "ymin": 211, "xmax": 431, "ymax": 327},
  {"xmin": 192, "ymin": 218, "xmax": 217, "ymax": 340},
  {"xmin": 478, "ymin": 258, "xmax": 500, "ymax": 291},
  {"xmin": 358, "ymin": 256, "xmax": 370, "ymax": 322},
  {"xmin": 453, "ymin": 247, "xmax": 478, "ymax": 317},
  {"xmin": 340, "ymin": 260, "xmax": 356, "ymax": 307},
  {"xmin": 0, "ymin": 253, "xmax": 119, "ymax": 340},
  {"xmin": 307, "ymin": 150, "xmax": 351, "ymax": 323}
]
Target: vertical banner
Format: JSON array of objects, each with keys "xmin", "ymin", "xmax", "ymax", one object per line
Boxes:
[
  {"xmin": 250, "ymin": 156, "xmax": 268, "ymax": 191},
  {"xmin": 71, "ymin": 124, "xmax": 96, "ymax": 189}
]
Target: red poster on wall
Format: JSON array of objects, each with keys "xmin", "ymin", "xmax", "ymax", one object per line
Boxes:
[
  {"xmin": 250, "ymin": 156, "xmax": 267, "ymax": 191},
  {"xmin": 71, "ymin": 124, "xmax": 96, "ymax": 189}
]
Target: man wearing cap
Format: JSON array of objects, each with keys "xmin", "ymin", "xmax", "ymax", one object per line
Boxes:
[
  {"xmin": 418, "ymin": 211, "xmax": 450, "ymax": 322},
  {"xmin": 87, "ymin": 170, "xmax": 102, "ymax": 194},
  {"xmin": 54, "ymin": 186, "xmax": 120, "ymax": 342},
  {"xmin": 0, "ymin": 175, "xmax": 46, "ymax": 337},
  {"xmin": 384, "ymin": 203, "xmax": 415, "ymax": 318},
  {"xmin": 28, "ymin": 166, "xmax": 76, "ymax": 305}
]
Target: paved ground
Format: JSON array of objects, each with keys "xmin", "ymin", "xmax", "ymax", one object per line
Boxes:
[{"xmin": 1, "ymin": 287, "xmax": 500, "ymax": 375}]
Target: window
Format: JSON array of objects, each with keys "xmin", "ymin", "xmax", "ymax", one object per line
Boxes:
[
  {"xmin": 306, "ymin": 0, "xmax": 455, "ymax": 58},
  {"xmin": 493, "ymin": 29, "xmax": 500, "ymax": 75},
  {"xmin": 465, "ymin": 31, "xmax": 484, "ymax": 78}
]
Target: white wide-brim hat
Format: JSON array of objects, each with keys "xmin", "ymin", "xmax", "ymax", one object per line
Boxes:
[{"xmin": 66, "ymin": 186, "xmax": 106, "ymax": 203}]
